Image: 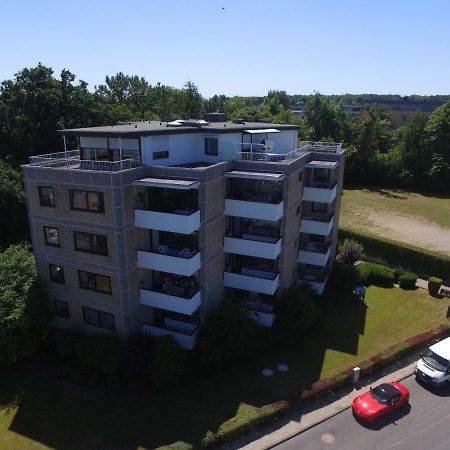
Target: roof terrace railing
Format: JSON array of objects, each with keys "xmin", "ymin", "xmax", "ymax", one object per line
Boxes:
[
  {"xmin": 28, "ymin": 150, "xmax": 141, "ymax": 172},
  {"xmin": 298, "ymin": 141, "xmax": 342, "ymax": 153}
]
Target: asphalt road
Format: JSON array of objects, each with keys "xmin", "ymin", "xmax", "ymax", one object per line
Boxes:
[{"xmin": 275, "ymin": 375, "xmax": 450, "ymax": 450}]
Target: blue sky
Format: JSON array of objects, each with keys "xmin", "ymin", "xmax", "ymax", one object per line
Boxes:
[{"xmin": 1, "ymin": 0, "xmax": 449, "ymax": 97}]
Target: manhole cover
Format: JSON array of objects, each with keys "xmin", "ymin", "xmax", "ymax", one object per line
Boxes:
[
  {"xmin": 262, "ymin": 368, "xmax": 273, "ymax": 376},
  {"xmin": 321, "ymin": 432, "xmax": 335, "ymax": 444},
  {"xmin": 277, "ymin": 364, "xmax": 289, "ymax": 372}
]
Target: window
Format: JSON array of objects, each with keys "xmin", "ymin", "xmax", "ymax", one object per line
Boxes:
[
  {"xmin": 49, "ymin": 264, "xmax": 65, "ymax": 283},
  {"xmin": 54, "ymin": 299, "xmax": 70, "ymax": 319},
  {"xmin": 44, "ymin": 226, "xmax": 60, "ymax": 247},
  {"xmin": 205, "ymin": 138, "xmax": 219, "ymax": 156},
  {"xmin": 39, "ymin": 186, "xmax": 55, "ymax": 207},
  {"xmin": 314, "ymin": 168, "xmax": 330, "ymax": 183},
  {"xmin": 78, "ymin": 270, "xmax": 112, "ymax": 294},
  {"xmin": 83, "ymin": 306, "xmax": 115, "ymax": 330},
  {"xmin": 69, "ymin": 189, "xmax": 104, "ymax": 213},
  {"xmin": 74, "ymin": 231, "xmax": 108, "ymax": 256},
  {"xmin": 153, "ymin": 150, "xmax": 169, "ymax": 160},
  {"xmin": 311, "ymin": 202, "xmax": 327, "ymax": 213}
]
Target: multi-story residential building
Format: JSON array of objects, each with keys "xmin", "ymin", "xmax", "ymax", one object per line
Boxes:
[{"xmin": 22, "ymin": 117, "xmax": 345, "ymax": 349}]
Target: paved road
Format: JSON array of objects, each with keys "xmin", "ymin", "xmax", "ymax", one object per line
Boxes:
[{"xmin": 275, "ymin": 375, "xmax": 450, "ymax": 450}]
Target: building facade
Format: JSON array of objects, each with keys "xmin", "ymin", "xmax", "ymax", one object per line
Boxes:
[{"xmin": 22, "ymin": 119, "xmax": 345, "ymax": 349}]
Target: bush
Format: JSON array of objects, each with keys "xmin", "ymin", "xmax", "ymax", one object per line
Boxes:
[
  {"xmin": 358, "ymin": 262, "xmax": 395, "ymax": 287},
  {"xmin": 428, "ymin": 277, "xmax": 443, "ymax": 296},
  {"xmin": 0, "ymin": 244, "xmax": 50, "ymax": 363},
  {"xmin": 274, "ymin": 286, "xmax": 321, "ymax": 343},
  {"xmin": 336, "ymin": 238, "xmax": 364, "ymax": 265},
  {"xmin": 123, "ymin": 332, "xmax": 155, "ymax": 386},
  {"xmin": 339, "ymin": 228, "xmax": 450, "ymax": 280},
  {"xmin": 327, "ymin": 260, "xmax": 362, "ymax": 291},
  {"xmin": 393, "ymin": 268, "xmax": 405, "ymax": 283},
  {"xmin": 398, "ymin": 271, "xmax": 418, "ymax": 289},
  {"xmin": 152, "ymin": 336, "xmax": 187, "ymax": 389},
  {"xmin": 197, "ymin": 298, "xmax": 262, "ymax": 371}
]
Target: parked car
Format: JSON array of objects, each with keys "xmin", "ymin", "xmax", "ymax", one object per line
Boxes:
[
  {"xmin": 352, "ymin": 382, "xmax": 410, "ymax": 422},
  {"xmin": 415, "ymin": 337, "xmax": 450, "ymax": 387}
]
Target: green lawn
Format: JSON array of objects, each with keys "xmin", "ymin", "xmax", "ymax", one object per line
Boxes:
[{"xmin": 1, "ymin": 286, "xmax": 449, "ymax": 450}]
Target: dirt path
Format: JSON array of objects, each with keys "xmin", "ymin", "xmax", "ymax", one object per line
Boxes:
[{"xmin": 345, "ymin": 208, "xmax": 450, "ymax": 256}]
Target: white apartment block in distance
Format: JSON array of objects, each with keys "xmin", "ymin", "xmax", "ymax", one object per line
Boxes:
[{"xmin": 22, "ymin": 113, "xmax": 345, "ymax": 349}]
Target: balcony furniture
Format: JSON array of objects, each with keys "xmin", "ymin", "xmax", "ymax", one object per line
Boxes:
[{"xmin": 159, "ymin": 245, "xmax": 169, "ymax": 254}]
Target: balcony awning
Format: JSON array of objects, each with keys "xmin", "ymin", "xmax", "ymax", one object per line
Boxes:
[
  {"xmin": 243, "ymin": 128, "xmax": 280, "ymax": 134},
  {"xmin": 305, "ymin": 160, "xmax": 338, "ymax": 169},
  {"xmin": 133, "ymin": 177, "xmax": 200, "ymax": 190},
  {"xmin": 225, "ymin": 170, "xmax": 285, "ymax": 181}
]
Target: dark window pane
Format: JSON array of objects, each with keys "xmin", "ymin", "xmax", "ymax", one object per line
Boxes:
[
  {"xmin": 205, "ymin": 138, "xmax": 218, "ymax": 156},
  {"xmin": 95, "ymin": 274, "xmax": 111, "ymax": 293},
  {"xmin": 70, "ymin": 190, "xmax": 104, "ymax": 213},
  {"xmin": 99, "ymin": 311, "xmax": 115, "ymax": 330},
  {"xmin": 83, "ymin": 306, "xmax": 115, "ymax": 331},
  {"xmin": 39, "ymin": 186, "xmax": 55, "ymax": 207},
  {"xmin": 92, "ymin": 234, "xmax": 108, "ymax": 255},
  {"xmin": 49, "ymin": 264, "xmax": 65, "ymax": 283},
  {"xmin": 74, "ymin": 231, "xmax": 91, "ymax": 251},
  {"xmin": 44, "ymin": 226, "xmax": 60, "ymax": 246},
  {"xmin": 55, "ymin": 299, "xmax": 70, "ymax": 318},
  {"xmin": 87, "ymin": 192, "xmax": 104, "ymax": 212},
  {"xmin": 83, "ymin": 307, "xmax": 100, "ymax": 325},
  {"xmin": 71, "ymin": 190, "xmax": 87, "ymax": 209},
  {"xmin": 153, "ymin": 151, "xmax": 169, "ymax": 160}
]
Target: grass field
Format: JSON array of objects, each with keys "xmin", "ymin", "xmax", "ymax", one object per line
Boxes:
[
  {"xmin": 340, "ymin": 188, "xmax": 450, "ymax": 255},
  {"xmin": 1, "ymin": 286, "xmax": 449, "ymax": 450}
]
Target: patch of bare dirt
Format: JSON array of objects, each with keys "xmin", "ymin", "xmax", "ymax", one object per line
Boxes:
[{"xmin": 350, "ymin": 209, "xmax": 450, "ymax": 256}]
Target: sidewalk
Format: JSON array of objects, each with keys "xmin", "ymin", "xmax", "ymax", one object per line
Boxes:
[{"xmin": 223, "ymin": 351, "xmax": 422, "ymax": 450}]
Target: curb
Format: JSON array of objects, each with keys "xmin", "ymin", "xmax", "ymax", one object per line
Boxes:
[{"xmin": 263, "ymin": 367, "xmax": 416, "ymax": 449}]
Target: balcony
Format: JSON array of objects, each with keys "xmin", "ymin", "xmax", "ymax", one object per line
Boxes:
[
  {"xmin": 223, "ymin": 269, "xmax": 279, "ymax": 295},
  {"xmin": 298, "ymin": 273, "xmax": 328, "ymax": 295},
  {"xmin": 137, "ymin": 248, "xmax": 201, "ymax": 276},
  {"xmin": 134, "ymin": 209, "xmax": 200, "ymax": 234},
  {"xmin": 302, "ymin": 183, "xmax": 337, "ymax": 203},
  {"xmin": 298, "ymin": 243, "xmax": 331, "ymax": 267},
  {"xmin": 140, "ymin": 287, "xmax": 201, "ymax": 316},
  {"xmin": 241, "ymin": 300, "xmax": 275, "ymax": 328},
  {"xmin": 225, "ymin": 199, "xmax": 283, "ymax": 221},
  {"xmin": 300, "ymin": 215, "xmax": 334, "ymax": 236},
  {"xmin": 224, "ymin": 235, "xmax": 281, "ymax": 259},
  {"xmin": 142, "ymin": 319, "xmax": 199, "ymax": 350}
]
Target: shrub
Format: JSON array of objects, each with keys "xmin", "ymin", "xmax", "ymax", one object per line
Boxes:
[
  {"xmin": 123, "ymin": 332, "xmax": 155, "ymax": 386},
  {"xmin": 398, "ymin": 271, "xmax": 418, "ymax": 289},
  {"xmin": 393, "ymin": 268, "xmax": 405, "ymax": 283},
  {"xmin": 339, "ymin": 228, "xmax": 450, "ymax": 280},
  {"xmin": 336, "ymin": 238, "xmax": 364, "ymax": 265},
  {"xmin": 327, "ymin": 260, "xmax": 362, "ymax": 292},
  {"xmin": 197, "ymin": 299, "xmax": 262, "ymax": 371},
  {"xmin": 358, "ymin": 262, "xmax": 395, "ymax": 287},
  {"xmin": 52, "ymin": 328, "xmax": 84, "ymax": 361},
  {"xmin": 274, "ymin": 286, "xmax": 321, "ymax": 344},
  {"xmin": 152, "ymin": 336, "xmax": 187, "ymax": 389},
  {"xmin": 0, "ymin": 244, "xmax": 50, "ymax": 363},
  {"xmin": 428, "ymin": 277, "xmax": 443, "ymax": 296}
]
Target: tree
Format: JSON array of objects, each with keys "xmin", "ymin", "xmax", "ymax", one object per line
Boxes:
[
  {"xmin": 181, "ymin": 80, "xmax": 203, "ymax": 119},
  {"xmin": 0, "ymin": 161, "xmax": 29, "ymax": 249},
  {"xmin": 0, "ymin": 244, "xmax": 50, "ymax": 363}
]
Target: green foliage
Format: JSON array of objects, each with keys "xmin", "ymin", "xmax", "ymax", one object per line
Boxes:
[
  {"xmin": 123, "ymin": 332, "xmax": 155, "ymax": 385},
  {"xmin": 0, "ymin": 161, "xmax": 29, "ymax": 249},
  {"xmin": 336, "ymin": 238, "xmax": 364, "ymax": 264},
  {"xmin": 428, "ymin": 277, "xmax": 443, "ymax": 296},
  {"xmin": 0, "ymin": 244, "xmax": 50, "ymax": 363},
  {"xmin": 197, "ymin": 299, "xmax": 262, "ymax": 371},
  {"xmin": 181, "ymin": 80, "xmax": 203, "ymax": 119},
  {"xmin": 398, "ymin": 272, "xmax": 418, "ymax": 289},
  {"xmin": 357, "ymin": 262, "xmax": 395, "ymax": 287},
  {"xmin": 393, "ymin": 268, "xmax": 405, "ymax": 283},
  {"xmin": 339, "ymin": 228, "xmax": 450, "ymax": 280},
  {"xmin": 151, "ymin": 336, "xmax": 187, "ymax": 389},
  {"xmin": 274, "ymin": 286, "xmax": 321, "ymax": 343}
]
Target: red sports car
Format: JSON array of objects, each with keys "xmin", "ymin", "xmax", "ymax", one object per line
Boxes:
[{"xmin": 352, "ymin": 382, "xmax": 410, "ymax": 422}]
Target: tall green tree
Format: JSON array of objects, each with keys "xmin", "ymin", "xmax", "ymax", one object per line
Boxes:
[{"xmin": 181, "ymin": 81, "xmax": 203, "ymax": 119}]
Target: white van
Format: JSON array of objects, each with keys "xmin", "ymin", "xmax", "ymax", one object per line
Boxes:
[{"xmin": 415, "ymin": 337, "xmax": 450, "ymax": 387}]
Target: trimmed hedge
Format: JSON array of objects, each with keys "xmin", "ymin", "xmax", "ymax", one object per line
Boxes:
[
  {"xmin": 428, "ymin": 277, "xmax": 443, "ymax": 296},
  {"xmin": 357, "ymin": 262, "xmax": 395, "ymax": 287},
  {"xmin": 339, "ymin": 228, "xmax": 450, "ymax": 281},
  {"xmin": 398, "ymin": 271, "xmax": 418, "ymax": 289}
]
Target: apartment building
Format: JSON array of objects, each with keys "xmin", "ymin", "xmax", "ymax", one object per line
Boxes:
[{"xmin": 22, "ymin": 118, "xmax": 345, "ymax": 349}]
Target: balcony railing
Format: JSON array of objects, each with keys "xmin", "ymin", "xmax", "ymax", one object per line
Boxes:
[
  {"xmin": 28, "ymin": 150, "xmax": 141, "ymax": 172},
  {"xmin": 137, "ymin": 247, "xmax": 201, "ymax": 276},
  {"xmin": 142, "ymin": 320, "xmax": 199, "ymax": 350},
  {"xmin": 298, "ymin": 141, "xmax": 343, "ymax": 153}
]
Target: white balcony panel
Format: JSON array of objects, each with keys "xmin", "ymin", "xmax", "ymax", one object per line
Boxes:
[
  {"xmin": 137, "ymin": 250, "xmax": 201, "ymax": 276},
  {"xmin": 140, "ymin": 288, "xmax": 201, "ymax": 315},
  {"xmin": 298, "ymin": 277, "xmax": 328, "ymax": 295},
  {"xmin": 142, "ymin": 320, "xmax": 198, "ymax": 350},
  {"xmin": 223, "ymin": 271, "xmax": 279, "ymax": 295},
  {"xmin": 300, "ymin": 216, "xmax": 334, "ymax": 236},
  {"xmin": 223, "ymin": 237, "xmax": 281, "ymax": 259},
  {"xmin": 303, "ymin": 185, "xmax": 337, "ymax": 203},
  {"xmin": 224, "ymin": 199, "xmax": 284, "ymax": 221},
  {"xmin": 134, "ymin": 209, "xmax": 200, "ymax": 234},
  {"xmin": 298, "ymin": 246, "xmax": 331, "ymax": 266}
]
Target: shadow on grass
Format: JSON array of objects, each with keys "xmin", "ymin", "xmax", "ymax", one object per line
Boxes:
[{"xmin": 1, "ymin": 298, "xmax": 368, "ymax": 449}]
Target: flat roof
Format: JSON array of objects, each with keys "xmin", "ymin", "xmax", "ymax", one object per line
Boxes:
[
  {"xmin": 133, "ymin": 177, "xmax": 200, "ymax": 190},
  {"xmin": 243, "ymin": 128, "xmax": 281, "ymax": 134},
  {"xmin": 225, "ymin": 170, "xmax": 285, "ymax": 181},
  {"xmin": 305, "ymin": 160, "xmax": 339, "ymax": 169},
  {"xmin": 58, "ymin": 121, "xmax": 298, "ymax": 138}
]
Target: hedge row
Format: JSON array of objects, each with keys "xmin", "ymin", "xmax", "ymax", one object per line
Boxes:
[
  {"xmin": 339, "ymin": 228, "xmax": 450, "ymax": 281},
  {"xmin": 194, "ymin": 321, "xmax": 450, "ymax": 449}
]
